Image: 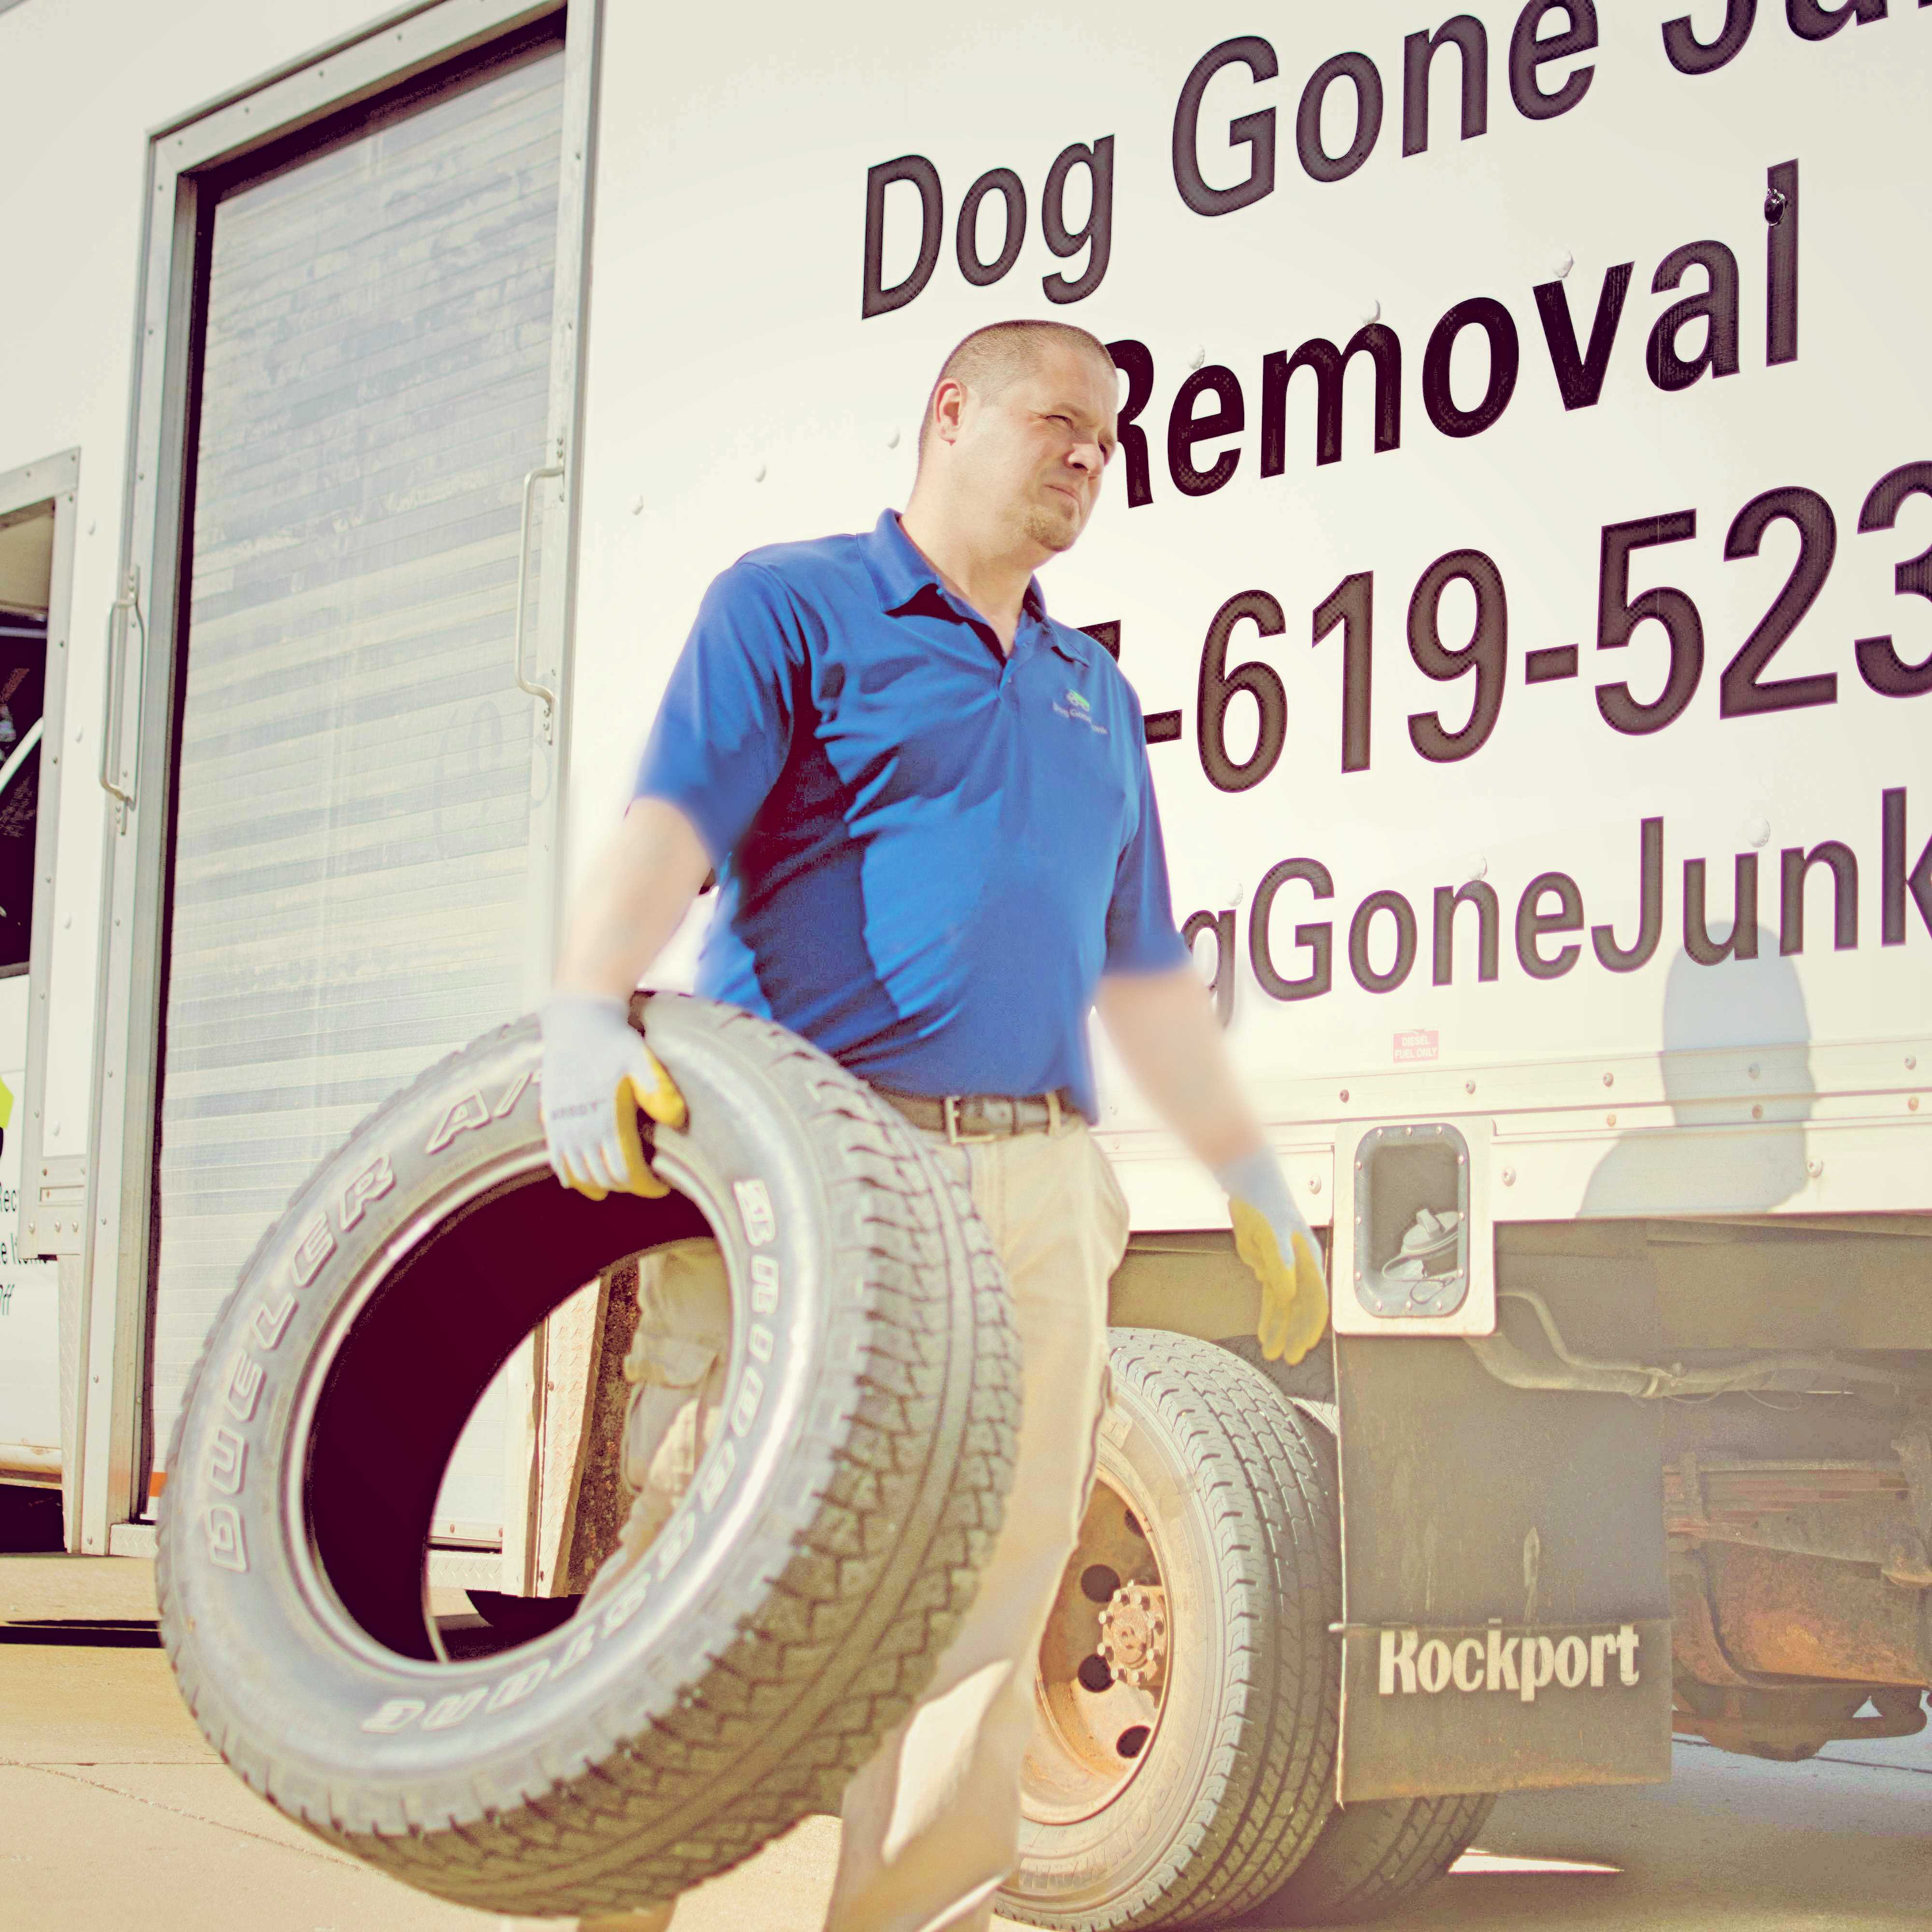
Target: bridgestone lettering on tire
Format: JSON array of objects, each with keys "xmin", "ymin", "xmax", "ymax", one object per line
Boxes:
[{"xmin": 156, "ymin": 996, "xmax": 1020, "ymax": 1920}]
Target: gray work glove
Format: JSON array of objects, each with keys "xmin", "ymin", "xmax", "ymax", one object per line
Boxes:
[
  {"xmin": 1213, "ymin": 1147, "xmax": 1330, "ymax": 1364},
  {"xmin": 540, "ymin": 993, "xmax": 685, "ymax": 1201}
]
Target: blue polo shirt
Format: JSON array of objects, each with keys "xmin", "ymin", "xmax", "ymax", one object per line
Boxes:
[{"xmin": 633, "ymin": 510, "xmax": 1189, "ymax": 1119}]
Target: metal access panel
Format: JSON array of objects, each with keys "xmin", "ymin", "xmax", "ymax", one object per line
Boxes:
[
  {"xmin": 1335, "ymin": 1306, "xmax": 1672, "ymax": 1798},
  {"xmin": 1330, "ymin": 1117, "xmax": 1498, "ymax": 1337},
  {"xmin": 145, "ymin": 35, "xmax": 569, "ymax": 1531}
]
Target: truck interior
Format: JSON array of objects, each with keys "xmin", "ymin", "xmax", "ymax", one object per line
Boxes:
[
  {"xmin": 0, "ymin": 492, "xmax": 55, "ymax": 1530},
  {"xmin": 0, "ymin": 500, "xmax": 48, "ymax": 979}
]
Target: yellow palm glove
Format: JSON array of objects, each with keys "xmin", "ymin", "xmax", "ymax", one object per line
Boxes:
[
  {"xmin": 540, "ymin": 993, "xmax": 686, "ymax": 1201},
  {"xmin": 1217, "ymin": 1149, "xmax": 1330, "ymax": 1365},
  {"xmin": 1230, "ymin": 1199, "xmax": 1330, "ymax": 1364}
]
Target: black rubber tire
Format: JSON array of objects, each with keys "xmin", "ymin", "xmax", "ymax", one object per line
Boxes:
[
  {"xmin": 1237, "ymin": 1417, "xmax": 1495, "ymax": 1928},
  {"xmin": 156, "ymin": 995, "xmax": 1020, "ymax": 1919},
  {"xmin": 1247, "ymin": 1790, "xmax": 1494, "ymax": 1926},
  {"xmin": 1000, "ymin": 1330, "xmax": 1341, "ymax": 1931},
  {"xmin": 465, "ymin": 1591, "xmax": 579, "ymax": 1642}
]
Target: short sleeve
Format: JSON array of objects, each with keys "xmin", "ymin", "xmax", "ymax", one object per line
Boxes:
[
  {"xmin": 1103, "ymin": 745, "xmax": 1192, "ymax": 974},
  {"xmin": 632, "ymin": 562, "xmax": 803, "ymax": 865}
]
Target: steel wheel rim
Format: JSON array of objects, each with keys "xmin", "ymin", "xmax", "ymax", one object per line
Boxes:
[{"xmin": 1022, "ymin": 1464, "xmax": 1170, "ymax": 1826}]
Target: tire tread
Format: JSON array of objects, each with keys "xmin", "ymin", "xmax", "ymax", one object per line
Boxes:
[{"xmin": 157, "ymin": 1001, "xmax": 1020, "ymax": 1919}]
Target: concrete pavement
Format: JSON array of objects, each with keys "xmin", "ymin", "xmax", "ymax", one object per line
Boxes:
[{"xmin": 5, "ymin": 1550, "xmax": 1931, "ymax": 1931}]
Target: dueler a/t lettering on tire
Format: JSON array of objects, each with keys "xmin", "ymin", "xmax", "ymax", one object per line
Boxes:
[{"xmin": 156, "ymin": 996, "xmax": 1020, "ymax": 1921}]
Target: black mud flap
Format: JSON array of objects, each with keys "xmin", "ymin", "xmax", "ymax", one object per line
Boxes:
[{"xmin": 1335, "ymin": 1319, "xmax": 1673, "ymax": 1799}]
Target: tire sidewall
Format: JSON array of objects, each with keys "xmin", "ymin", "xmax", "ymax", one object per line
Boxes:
[{"xmin": 159, "ymin": 1000, "xmax": 869, "ymax": 1827}]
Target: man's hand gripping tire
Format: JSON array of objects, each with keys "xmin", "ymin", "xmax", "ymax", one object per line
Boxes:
[{"xmin": 540, "ymin": 992, "xmax": 685, "ymax": 1199}]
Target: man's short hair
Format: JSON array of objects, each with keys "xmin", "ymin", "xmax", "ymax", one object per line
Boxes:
[{"xmin": 917, "ymin": 320, "xmax": 1116, "ymax": 461}]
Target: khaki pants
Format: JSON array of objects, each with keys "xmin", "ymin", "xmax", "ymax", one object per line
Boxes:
[{"xmin": 587, "ymin": 1116, "xmax": 1129, "ymax": 1932}]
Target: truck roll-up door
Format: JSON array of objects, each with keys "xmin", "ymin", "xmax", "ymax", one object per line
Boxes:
[{"xmin": 147, "ymin": 39, "xmax": 567, "ymax": 1541}]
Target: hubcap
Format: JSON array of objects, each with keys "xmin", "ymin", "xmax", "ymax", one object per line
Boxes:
[
  {"xmin": 1097, "ymin": 1581, "xmax": 1168, "ymax": 1691},
  {"xmin": 1023, "ymin": 1468, "xmax": 1169, "ymax": 1826}
]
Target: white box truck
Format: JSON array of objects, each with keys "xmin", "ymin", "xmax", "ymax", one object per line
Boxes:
[{"xmin": 2, "ymin": 0, "xmax": 1929, "ymax": 1915}]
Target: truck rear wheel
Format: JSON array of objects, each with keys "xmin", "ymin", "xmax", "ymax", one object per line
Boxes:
[
  {"xmin": 1000, "ymin": 1331, "xmax": 1340, "ymax": 1929},
  {"xmin": 156, "ymin": 996, "xmax": 1020, "ymax": 1920},
  {"xmin": 1245, "ymin": 1789, "xmax": 1494, "ymax": 1925},
  {"xmin": 1239, "ymin": 1413, "xmax": 1495, "ymax": 1927}
]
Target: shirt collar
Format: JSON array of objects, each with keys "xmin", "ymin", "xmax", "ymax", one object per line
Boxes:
[
  {"xmin": 863, "ymin": 510, "xmax": 1067, "ymax": 648},
  {"xmin": 1041, "ymin": 620, "xmax": 1091, "ymax": 667}
]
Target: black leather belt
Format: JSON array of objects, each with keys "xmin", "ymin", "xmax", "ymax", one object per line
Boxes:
[{"xmin": 872, "ymin": 1086, "xmax": 1076, "ymax": 1143}]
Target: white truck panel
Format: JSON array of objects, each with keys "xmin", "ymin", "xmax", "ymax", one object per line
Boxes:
[
  {"xmin": 6, "ymin": 0, "xmax": 1924, "ymax": 1242},
  {"xmin": 2, "ymin": 0, "xmax": 1927, "ymax": 1486},
  {"xmin": 565, "ymin": 0, "xmax": 1931, "ymax": 1224}
]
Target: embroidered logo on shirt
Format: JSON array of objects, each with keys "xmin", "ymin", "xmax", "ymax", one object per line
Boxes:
[{"xmin": 1053, "ymin": 686, "xmax": 1108, "ymax": 736}]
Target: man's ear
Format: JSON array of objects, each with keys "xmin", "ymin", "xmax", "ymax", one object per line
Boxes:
[{"xmin": 929, "ymin": 376, "xmax": 967, "ymax": 449}]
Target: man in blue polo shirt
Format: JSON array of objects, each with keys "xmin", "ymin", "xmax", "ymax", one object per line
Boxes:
[{"xmin": 540, "ymin": 319, "xmax": 1325, "ymax": 1932}]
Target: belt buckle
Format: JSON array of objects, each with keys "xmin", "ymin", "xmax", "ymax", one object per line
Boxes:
[{"xmin": 943, "ymin": 1095, "xmax": 999, "ymax": 1145}]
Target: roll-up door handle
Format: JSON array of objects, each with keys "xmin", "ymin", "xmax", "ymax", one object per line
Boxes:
[
  {"xmin": 515, "ymin": 464, "xmax": 565, "ymax": 739},
  {"xmin": 98, "ymin": 564, "xmax": 145, "ymax": 826}
]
